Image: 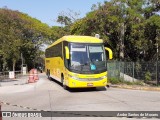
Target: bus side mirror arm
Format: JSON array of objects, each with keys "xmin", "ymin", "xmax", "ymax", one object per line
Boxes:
[
  {"xmin": 105, "ymin": 47, "xmax": 113, "ymax": 59},
  {"xmin": 65, "ymin": 46, "xmax": 70, "ymax": 59}
]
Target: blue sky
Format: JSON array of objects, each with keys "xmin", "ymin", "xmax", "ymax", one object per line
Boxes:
[{"xmin": 0, "ymin": 0, "xmax": 106, "ymax": 26}]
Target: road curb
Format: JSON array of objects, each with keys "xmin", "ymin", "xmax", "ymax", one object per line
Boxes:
[{"xmin": 110, "ymin": 85, "xmax": 160, "ymax": 91}]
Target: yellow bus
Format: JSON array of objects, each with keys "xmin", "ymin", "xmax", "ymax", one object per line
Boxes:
[{"xmin": 45, "ymin": 35, "xmax": 113, "ymax": 89}]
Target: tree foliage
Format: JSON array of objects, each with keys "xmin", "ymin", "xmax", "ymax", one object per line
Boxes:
[
  {"xmin": 50, "ymin": 26, "xmax": 70, "ymax": 43},
  {"xmin": 71, "ymin": 0, "xmax": 160, "ymax": 61},
  {"xmin": 49, "ymin": 9, "xmax": 81, "ymax": 43},
  {"xmin": 0, "ymin": 8, "xmax": 51, "ymax": 71},
  {"xmin": 0, "ymin": 0, "xmax": 159, "ymax": 71}
]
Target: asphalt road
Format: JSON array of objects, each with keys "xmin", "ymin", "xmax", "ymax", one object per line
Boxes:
[{"xmin": 0, "ymin": 73, "xmax": 160, "ymax": 120}]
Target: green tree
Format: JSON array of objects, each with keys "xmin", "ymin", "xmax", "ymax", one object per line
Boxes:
[
  {"xmin": 71, "ymin": 0, "xmax": 160, "ymax": 61},
  {"xmin": 49, "ymin": 9, "xmax": 81, "ymax": 43},
  {"xmin": 0, "ymin": 8, "xmax": 51, "ymax": 71}
]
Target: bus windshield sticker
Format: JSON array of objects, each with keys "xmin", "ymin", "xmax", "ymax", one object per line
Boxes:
[{"xmin": 90, "ymin": 64, "xmax": 96, "ymax": 70}]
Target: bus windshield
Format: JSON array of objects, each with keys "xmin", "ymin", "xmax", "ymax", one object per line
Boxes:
[{"xmin": 69, "ymin": 43, "xmax": 107, "ymax": 73}]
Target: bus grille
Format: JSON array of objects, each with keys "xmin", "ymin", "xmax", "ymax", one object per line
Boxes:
[{"xmin": 75, "ymin": 77, "xmax": 103, "ymax": 81}]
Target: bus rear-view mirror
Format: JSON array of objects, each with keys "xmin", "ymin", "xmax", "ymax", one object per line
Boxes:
[
  {"xmin": 65, "ymin": 46, "xmax": 70, "ymax": 59},
  {"xmin": 105, "ymin": 47, "xmax": 113, "ymax": 60}
]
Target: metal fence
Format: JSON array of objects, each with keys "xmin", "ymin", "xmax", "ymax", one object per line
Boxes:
[{"xmin": 107, "ymin": 61, "xmax": 160, "ymax": 85}]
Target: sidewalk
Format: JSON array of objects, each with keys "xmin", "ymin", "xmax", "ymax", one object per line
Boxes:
[
  {"xmin": 0, "ymin": 73, "xmax": 45, "ymax": 94},
  {"xmin": 0, "ymin": 75, "xmax": 28, "ymax": 87}
]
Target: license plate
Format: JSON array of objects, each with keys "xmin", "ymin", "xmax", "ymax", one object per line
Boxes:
[{"xmin": 87, "ymin": 83, "xmax": 93, "ymax": 86}]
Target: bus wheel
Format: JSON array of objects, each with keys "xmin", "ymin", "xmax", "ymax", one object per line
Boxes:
[{"xmin": 61, "ymin": 75, "xmax": 68, "ymax": 90}]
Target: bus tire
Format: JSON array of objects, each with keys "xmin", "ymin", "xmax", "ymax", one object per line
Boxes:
[
  {"xmin": 47, "ymin": 70, "xmax": 51, "ymax": 80},
  {"xmin": 61, "ymin": 75, "xmax": 68, "ymax": 90}
]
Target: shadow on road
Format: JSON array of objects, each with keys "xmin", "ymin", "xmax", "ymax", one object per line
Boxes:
[
  {"xmin": 49, "ymin": 78, "xmax": 107, "ymax": 92},
  {"xmin": 49, "ymin": 77, "xmax": 62, "ymax": 86},
  {"xmin": 68, "ymin": 87, "xmax": 107, "ymax": 93}
]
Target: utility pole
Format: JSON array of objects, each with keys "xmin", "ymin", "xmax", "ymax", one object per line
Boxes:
[
  {"xmin": 157, "ymin": 43, "xmax": 159, "ymax": 61},
  {"xmin": 21, "ymin": 53, "xmax": 23, "ymax": 73},
  {"xmin": 156, "ymin": 43, "xmax": 158, "ymax": 85},
  {"xmin": 156, "ymin": 29, "xmax": 159, "ymax": 85}
]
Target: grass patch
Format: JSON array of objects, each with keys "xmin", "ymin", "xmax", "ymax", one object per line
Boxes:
[
  {"xmin": 109, "ymin": 77, "xmax": 145, "ymax": 86},
  {"xmin": 108, "ymin": 78, "xmax": 121, "ymax": 84}
]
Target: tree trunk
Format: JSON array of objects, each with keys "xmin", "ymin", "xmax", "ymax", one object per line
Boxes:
[
  {"xmin": 13, "ymin": 59, "xmax": 16, "ymax": 71},
  {"xmin": 2, "ymin": 58, "xmax": 7, "ymax": 71}
]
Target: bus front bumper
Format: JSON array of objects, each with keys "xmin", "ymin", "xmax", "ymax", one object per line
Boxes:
[{"xmin": 67, "ymin": 78, "xmax": 107, "ymax": 88}]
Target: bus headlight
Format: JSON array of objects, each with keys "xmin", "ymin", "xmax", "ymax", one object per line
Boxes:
[{"xmin": 68, "ymin": 74, "xmax": 78, "ymax": 79}]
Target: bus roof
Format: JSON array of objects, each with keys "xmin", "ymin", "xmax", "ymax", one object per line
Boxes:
[{"xmin": 47, "ymin": 35, "xmax": 103, "ymax": 49}]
